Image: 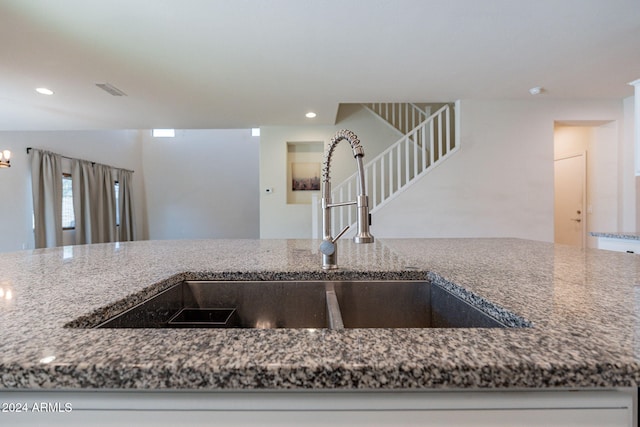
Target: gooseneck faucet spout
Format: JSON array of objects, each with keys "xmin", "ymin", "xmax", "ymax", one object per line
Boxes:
[{"xmin": 320, "ymin": 130, "xmax": 374, "ymax": 270}]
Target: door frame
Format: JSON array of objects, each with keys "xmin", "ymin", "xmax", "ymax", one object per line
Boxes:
[{"xmin": 554, "ymin": 151, "xmax": 587, "ymax": 248}]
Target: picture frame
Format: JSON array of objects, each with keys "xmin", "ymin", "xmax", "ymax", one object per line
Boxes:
[{"xmin": 291, "ymin": 162, "xmax": 321, "ymax": 191}]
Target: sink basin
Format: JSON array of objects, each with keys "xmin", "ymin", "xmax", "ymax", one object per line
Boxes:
[
  {"xmin": 334, "ymin": 281, "xmax": 505, "ymax": 328},
  {"xmin": 96, "ymin": 280, "xmax": 331, "ymax": 329},
  {"xmin": 95, "ymin": 280, "xmax": 513, "ymax": 329}
]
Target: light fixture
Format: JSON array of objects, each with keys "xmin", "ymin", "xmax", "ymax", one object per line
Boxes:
[
  {"xmin": 305, "ymin": 112, "xmax": 317, "ymax": 118},
  {"xmin": 152, "ymin": 129, "xmax": 175, "ymax": 138},
  {"xmin": 251, "ymin": 128, "xmax": 260, "ymax": 136},
  {"xmin": 0, "ymin": 150, "xmax": 11, "ymax": 168},
  {"xmin": 529, "ymin": 86, "xmax": 543, "ymax": 95},
  {"xmin": 35, "ymin": 87, "xmax": 54, "ymax": 95}
]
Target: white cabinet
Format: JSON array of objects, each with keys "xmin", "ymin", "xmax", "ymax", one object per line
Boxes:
[
  {"xmin": 0, "ymin": 389, "xmax": 635, "ymax": 427},
  {"xmin": 596, "ymin": 236, "xmax": 640, "ymax": 254}
]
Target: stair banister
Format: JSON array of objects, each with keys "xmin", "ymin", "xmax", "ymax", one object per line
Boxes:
[{"xmin": 317, "ymin": 103, "xmax": 457, "ymax": 238}]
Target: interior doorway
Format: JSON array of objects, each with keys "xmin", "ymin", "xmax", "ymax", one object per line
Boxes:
[
  {"xmin": 553, "ymin": 121, "xmax": 619, "ymax": 248},
  {"xmin": 554, "ymin": 153, "xmax": 586, "ymax": 247}
]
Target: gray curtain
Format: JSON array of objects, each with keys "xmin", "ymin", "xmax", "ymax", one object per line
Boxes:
[
  {"xmin": 71, "ymin": 159, "xmax": 94, "ymax": 245},
  {"xmin": 31, "ymin": 149, "xmax": 135, "ymax": 247},
  {"xmin": 117, "ymin": 169, "xmax": 136, "ymax": 242},
  {"xmin": 30, "ymin": 149, "xmax": 63, "ymax": 249},
  {"xmin": 93, "ymin": 164, "xmax": 117, "ymax": 243}
]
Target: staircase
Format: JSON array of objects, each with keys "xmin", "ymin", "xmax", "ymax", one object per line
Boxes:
[
  {"xmin": 362, "ymin": 103, "xmax": 430, "ymax": 136},
  {"xmin": 313, "ymin": 102, "xmax": 458, "ymax": 238}
]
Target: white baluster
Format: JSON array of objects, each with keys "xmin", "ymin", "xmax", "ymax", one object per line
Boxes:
[
  {"xmin": 413, "ymin": 129, "xmax": 418, "ymax": 178},
  {"xmin": 404, "ymin": 103, "xmax": 408, "ymax": 131},
  {"xmin": 404, "ymin": 137, "xmax": 409, "ymax": 185},
  {"xmin": 381, "ymin": 155, "xmax": 386, "ymax": 203},
  {"xmin": 389, "ymin": 148, "xmax": 394, "ymax": 194},
  {"xmin": 438, "ymin": 111, "xmax": 443, "ymax": 161},
  {"xmin": 348, "ymin": 182, "xmax": 353, "ymax": 231},
  {"xmin": 397, "ymin": 143, "xmax": 402, "ymax": 189},
  {"xmin": 372, "ymin": 161, "xmax": 377, "ymax": 208},
  {"xmin": 430, "ymin": 119, "xmax": 435, "ymax": 166},
  {"xmin": 338, "ymin": 202, "xmax": 342, "ymax": 237},
  {"xmin": 421, "ymin": 125, "xmax": 427, "ymax": 171}
]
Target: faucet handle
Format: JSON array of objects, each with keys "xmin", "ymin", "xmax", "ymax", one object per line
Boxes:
[
  {"xmin": 333, "ymin": 225, "xmax": 350, "ymax": 241},
  {"xmin": 320, "ymin": 240, "xmax": 336, "ymax": 256},
  {"xmin": 320, "ymin": 225, "xmax": 350, "ymax": 255}
]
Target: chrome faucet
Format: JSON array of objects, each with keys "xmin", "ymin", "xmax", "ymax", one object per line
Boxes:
[{"xmin": 320, "ymin": 129, "xmax": 374, "ymax": 270}]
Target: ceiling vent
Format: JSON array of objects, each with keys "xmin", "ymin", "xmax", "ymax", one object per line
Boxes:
[{"xmin": 95, "ymin": 83, "xmax": 127, "ymax": 96}]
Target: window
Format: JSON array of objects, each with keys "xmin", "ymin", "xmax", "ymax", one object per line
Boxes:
[
  {"xmin": 60, "ymin": 175, "xmax": 120, "ymax": 229},
  {"xmin": 62, "ymin": 174, "xmax": 75, "ymax": 229}
]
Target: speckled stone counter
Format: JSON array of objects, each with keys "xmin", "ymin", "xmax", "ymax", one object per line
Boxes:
[
  {"xmin": 1, "ymin": 238, "xmax": 640, "ymax": 390},
  {"xmin": 591, "ymin": 232, "xmax": 640, "ymax": 240}
]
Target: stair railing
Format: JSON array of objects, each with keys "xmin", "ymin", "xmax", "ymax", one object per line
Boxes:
[
  {"xmin": 321, "ymin": 103, "xmax": 456, "ymax": 238},
  {"xmin": 363, "ymin": 103, "xmax": 429, "ymax": 136}
]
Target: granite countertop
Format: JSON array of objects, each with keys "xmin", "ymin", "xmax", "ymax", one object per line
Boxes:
[
  {"xmin": 590, "ymin": 232, "xmax": 640, "ymax": 240},
  {"xmin": 1, "ymin": 238, "xmax": 640, "ymax": 391}
]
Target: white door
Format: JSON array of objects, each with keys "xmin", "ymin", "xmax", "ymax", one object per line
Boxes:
[{"xmin": 554, "ymin": 153, "xmax": 586, "ymax": 247}]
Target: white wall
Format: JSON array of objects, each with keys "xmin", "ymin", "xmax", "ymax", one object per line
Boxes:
[
  {"xmin": 259, "ymin": 105, "xmax": 402, "ymax": 238},
  {"xmin": 372, "ymin": 98, "xmax": 630, "ymax": 242},
  {"xmin": 142, "ymin": 129, "xmax": 260, "ymax": 240},
  {"xmin": 0, "ymin": 130, "xmax": 146, "ymax": 253}
]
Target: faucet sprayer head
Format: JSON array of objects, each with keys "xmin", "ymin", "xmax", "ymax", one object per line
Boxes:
[{"xmin": 354, "ymin": 229, "xmax": 374, "ymax": 244}]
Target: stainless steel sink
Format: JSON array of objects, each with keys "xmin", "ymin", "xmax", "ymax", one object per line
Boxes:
[{"xmin": 96, "ymin": 280, "xmax": 511, "ymax": 329}]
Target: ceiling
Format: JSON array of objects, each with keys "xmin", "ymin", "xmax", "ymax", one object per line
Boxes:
[{"xmin": 0, "ymin": 0, "xmax": 639, "ymax": 130}]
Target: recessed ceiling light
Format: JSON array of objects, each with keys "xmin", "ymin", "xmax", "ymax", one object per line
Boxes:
[
  {"xmin": 305, "ymin": 112, "xmax": 317, "ymax": 118},
  {"xmin": 35, "ymin": 87, "xmax": 54, "ymax": 95},
  {"xmin": 251, "ymin": 128, "xmax": 260, "ymax": 136},
  {"xmin": 152, "ymin": 129, "xmax": 175, "ymax": 138},
  {"xmin": 529, "ymin": 86, "xmax": 543, "ymax": 95}
]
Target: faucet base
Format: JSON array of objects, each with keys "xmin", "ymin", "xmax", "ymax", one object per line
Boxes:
[
  {"xmin": 322, "ymin": 250, "xmax": 339, "ymax": 270},
  {"xmin": 353, "ymin": 236, "xmax": 374, "ymax": 244}
]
